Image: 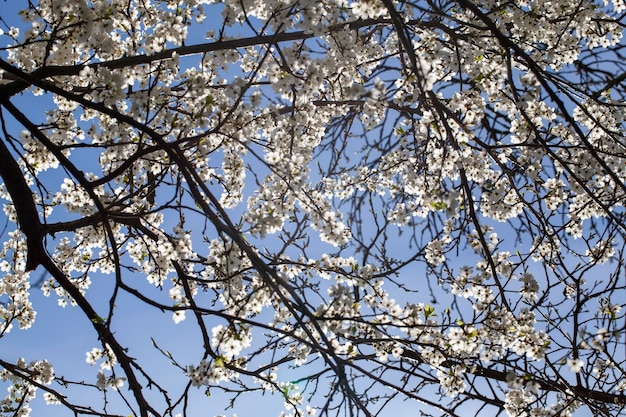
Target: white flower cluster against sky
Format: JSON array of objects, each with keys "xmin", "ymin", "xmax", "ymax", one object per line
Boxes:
[{"xmin": 0, "ymin": 1, "xmax": 624, "ymax": 417}]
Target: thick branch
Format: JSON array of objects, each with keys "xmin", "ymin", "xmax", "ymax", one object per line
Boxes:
[
  {"xmin": 401, "ymin": 348, "xmax": 626, "ymax": 407},
  {"xmin": 0, "ymin": 113, "xmax": 45, "ymax": 271}
]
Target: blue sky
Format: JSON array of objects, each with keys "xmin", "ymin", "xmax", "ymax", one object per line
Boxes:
[
  {"xmin": 0, "ymin": 1, "xmax": 620, "ymax": 416},
  {"xmin": 0, "ymin": 3, "xmax": 334, "ymax": 416}
]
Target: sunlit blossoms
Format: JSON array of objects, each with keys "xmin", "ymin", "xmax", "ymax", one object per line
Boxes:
[
  {"xmin": 0, "ymin": 359, "xmax": 54, "ymax": 415},
  {"xmin": 0, "ymin": 0, "xmax": 624, "ymax": 416}
]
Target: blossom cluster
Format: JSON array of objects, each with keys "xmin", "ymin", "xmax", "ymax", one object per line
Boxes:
[
  {"xmin": 0, "ymin": 359, "xmax": 54, "ymax": 417},
  {"xmin": 0, "ymin": 0, "xmax": 624, "ymax": 416}
]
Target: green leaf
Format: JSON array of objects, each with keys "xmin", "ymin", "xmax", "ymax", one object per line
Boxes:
[
  {"xmin": 214, "ymin": 355, "xmax": 226, "ymax": 368},
  {"xmin": 429, "ymin": 201, "xmax": 447, "ymax": 211}
]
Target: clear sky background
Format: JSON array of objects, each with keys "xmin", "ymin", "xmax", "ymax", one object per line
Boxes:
[
  {"xmin": 0, "ymin": 2, "xmax": 346, "ymax": 416},
  {"xmin": 0, "ymin": 1, "xmax": 615, "ymax": 416}
]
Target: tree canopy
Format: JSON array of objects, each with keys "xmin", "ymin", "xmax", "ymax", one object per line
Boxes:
[{"xmin": 0, "ymin": 0, "xmax": 625, "ymax": 416}]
